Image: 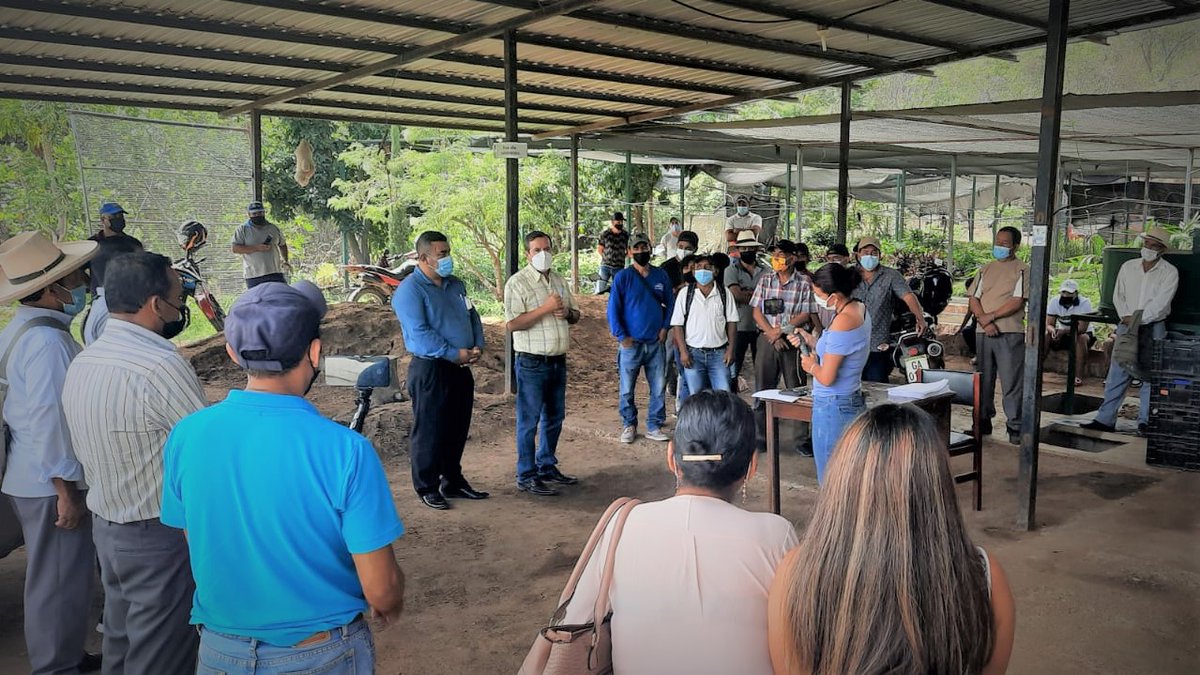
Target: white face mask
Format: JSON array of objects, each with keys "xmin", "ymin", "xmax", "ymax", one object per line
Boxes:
[
  {"xmin": 676, "ymin": 248, "xmax": 693, "ymax": 261},
  {"xmin": 1140, "ymin": 247, "xmax": 1161, "ymax": 262},
  {"xmin": 531, "ymin": 250, "xmax": 553, "ymax": 272},
  {"xmin": 813, "ymin": 293, "xmax": 831, "ymax": 310}
]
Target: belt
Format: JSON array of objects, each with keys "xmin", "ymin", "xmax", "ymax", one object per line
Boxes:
[
  {"xmin": 293, "ymin": 615, "xmax": 364, "ymax": 647},
  {"xmin": 688, "ymin": 344, "xmax": 728, "ymax": 351},
  {"xmin": 517, "ymin": 352, "xmax": 566, "ymax": 362}
]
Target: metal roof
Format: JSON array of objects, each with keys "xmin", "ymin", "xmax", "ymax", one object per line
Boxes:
[{"xmin": 1, "ymin": 0, "xmax": 1197, "ymax": 134}]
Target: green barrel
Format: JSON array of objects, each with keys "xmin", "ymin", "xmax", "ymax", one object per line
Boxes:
[{"xmin": 1099, "ymin": 247, "xmax": 1200, "ymax": 328}]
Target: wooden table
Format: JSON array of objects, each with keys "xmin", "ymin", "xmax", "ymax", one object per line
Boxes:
[{"xmin": 763, "ymin": 381, "xmax": 954, "ymax": 514}]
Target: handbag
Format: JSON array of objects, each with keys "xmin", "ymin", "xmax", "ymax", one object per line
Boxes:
[
  {"xmin": 1112, "ymin": 310, "xmax": 1147, "ymax": 379},
  {"xmin": 518, "ymin": 497, "xmax": 641, "ymax": 675}
]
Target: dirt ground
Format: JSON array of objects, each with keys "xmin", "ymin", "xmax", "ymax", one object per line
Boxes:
[{"xmin": 0, "ymin": 296, "xmax": 1197, "ymax": 674}]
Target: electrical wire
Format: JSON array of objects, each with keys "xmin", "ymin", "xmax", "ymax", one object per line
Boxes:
[{"xmin": 668, "ymin": 0, "xmax": 793, "ymax": 24}]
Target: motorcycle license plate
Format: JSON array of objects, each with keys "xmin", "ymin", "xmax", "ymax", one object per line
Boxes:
[{"xmin": 904, "ymin": 355, "xmax": 929, "ymax": 382}]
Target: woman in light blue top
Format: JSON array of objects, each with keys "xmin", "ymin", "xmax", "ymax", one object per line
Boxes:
[{"xmin": 790, "ymin": 263, "xmax": 871, "ymax": 483}]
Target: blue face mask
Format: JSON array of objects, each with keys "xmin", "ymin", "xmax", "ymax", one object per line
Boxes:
[
  {"xmin": 435, "ymin": 256, "xmax": 455, "ymax": 278},
  {"xmin": 992, "ymin": 245, "xmax": 1011, "ymax": 260},
  {"xmin": 693, "ymin": 269, "xmax": 714, "ymax": 286},
  {"xmin": 859, "ymin": 254, "xmax": 880, "ymax": 271},
  {"xmin": 736, "ymin": 206, "xmax": 749, "ymax": 216},
  {"xmin": 57, "ymin": 284, "xmax": 88, "ymax": 317}
]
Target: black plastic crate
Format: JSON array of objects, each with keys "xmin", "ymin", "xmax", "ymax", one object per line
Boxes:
[
  {"xmin": 1146, "ymin": 447, "xmax": 1200, "ymax": 472},
  {"xmin": 1149, "ymin": 376, "xmax": 1200, "ymax": 408},
  {"xmin": 1153, "ymin": 333, "xmax": 1200, "ymax": 378}
]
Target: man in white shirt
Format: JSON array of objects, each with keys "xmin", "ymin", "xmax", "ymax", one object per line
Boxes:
[
  {"xmin": 724, "ymin": 195, "xmax": 762, "ymax": 246},
  {"xmin": 0, "ymin": 232, "xmax": 98, "ymax": 675},
  {"xmin": 1084, "ymin": 228, "xmax": 1179, "ymax": 433},
  {"xmin": 671, "ymin": 254, "xmax": 739, "ymax": 397},
  {"xmin": 64, "ymin": 251, "xmax": 208, "ymax": 674},
  {"xmin": 1045, "ymin": 279, "xmax": 1096, "ymax": 385},
  {"xmin": 659, "ymin": 217, "xmax": 683, "ymax": 260}
]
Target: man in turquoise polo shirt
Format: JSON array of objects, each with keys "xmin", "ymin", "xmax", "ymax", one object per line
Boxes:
[{"xmin": 162, "ymin": 281, "xmax": 405, "ymax": 674}]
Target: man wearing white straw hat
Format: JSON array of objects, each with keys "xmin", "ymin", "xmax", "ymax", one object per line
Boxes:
[
  {"xmin": 1083, "ymin": 227, "xmax": 1179, "ymax": 434},
  {"xmin": 0, "ymin": 231, "xmax": 99, "ymax": 675}
]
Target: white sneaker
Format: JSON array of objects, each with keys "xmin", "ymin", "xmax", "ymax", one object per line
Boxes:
[
  {"xmin": 620, "ymin": 426, "xmax": 636, "ymax": 443},
  {"xmin": 645, "ymin": 429, "xmax": 670, "ymax": 442}
]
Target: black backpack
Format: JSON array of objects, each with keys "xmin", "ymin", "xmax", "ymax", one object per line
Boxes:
[{"xmin": 682, "ymin": 281, "xmax": 728, "ymax": 325}]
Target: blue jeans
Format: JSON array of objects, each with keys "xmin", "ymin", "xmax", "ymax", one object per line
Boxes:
[
  {"xmin": 596, "ymin": 264, "xmax": 621, "ymax": 293},
  {"xmin": 811, "ymin": 391, "xmax": 866, "ymax": 484},
  {"xmin": 618, "ymin": 341, "xmax": 667, "ymax": 431},
  {"xmin": 1095, "ymin": 321, "xmax": 1164, "ymax": 426},
  {"xmin": 515, "ymin": 354, "xmax": 567, "ymax": 480},
  {"xmin": 197, "ymin": 617, "xmax": 373, "ymax": 674},
  {"xmin": 668, "ymin": 341, "xmax": 691, "ymax": 408},
  {"xmin": 683, "ymin": 346, "xmax": 731, "ymax": 396}
]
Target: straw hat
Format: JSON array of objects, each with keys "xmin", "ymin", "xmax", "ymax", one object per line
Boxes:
[
  {"xmin": 0, "ymin": 232, "xmax": 98, "ymax": 304},
  {"xmin": 734, "ymin": 230, "xmax": 763, "ymax": 248},
  {"xmin": 1143, "ymin": 227, "xmax": 1171, "ymax": 248}
]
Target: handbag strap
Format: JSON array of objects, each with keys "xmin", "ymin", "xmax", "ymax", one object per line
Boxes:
[
  {"xmin": 551, "ymin": 497, "xmax": 632, "ymax": 617},
  {"xmin": 591, "ymin": 499, "xmax": 639, "ymax": 630}
]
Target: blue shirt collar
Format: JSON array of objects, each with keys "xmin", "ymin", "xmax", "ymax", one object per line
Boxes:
[{"xmin": 225, "ymin": 389, "xmax": 320, "ymax": 415}]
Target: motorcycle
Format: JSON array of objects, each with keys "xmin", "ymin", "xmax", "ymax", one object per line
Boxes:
[
  {"xmin": 174, "ymin": 220, "xmax": 226, "ymax": 332},
  {"xmin": 890, "ymin": 315, "xmax": 945, "ymax": 383},
  {"xmin": 343, "ymin": 252, "xmax": 418, "ymax": 304}
]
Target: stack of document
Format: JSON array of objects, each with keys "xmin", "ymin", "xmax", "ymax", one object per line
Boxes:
[
  {"xmin": 752, "ymin": 388, "xmax": 804, "ymax": 403},
  {"xmin": 886, "ymin": 380, "xmax": 951, "ymax": 402}
]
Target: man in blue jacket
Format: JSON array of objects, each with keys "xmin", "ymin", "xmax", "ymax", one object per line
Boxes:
[
  {"xmin": 607, "ymin": 233, "xmax": 673, "ymax": 443},
  {"xmin": 393, "ymin": 231, "xmax": 489, "ymax": 510}
]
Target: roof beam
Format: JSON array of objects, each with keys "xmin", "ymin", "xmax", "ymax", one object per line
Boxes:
[
  {"xmin": 916, "ymin": 1, "xmax": 1046, "ymax": 30},
  {"xmin": 703, "ymin": 0, "xmax": 973, "ymax": 53},
  {"xmin": 0, "ymin": 28, "xmax": 689, "ymax": 109},
  {"xmin": 483, "ymin": 0, "xmax": 894, "ymax": 69},
  {"xmin": 219, "ymin": 0, "xmax": 602, "ymax": 116}
]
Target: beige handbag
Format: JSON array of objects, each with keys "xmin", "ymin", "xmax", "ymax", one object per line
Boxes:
[{"xmin": 518, "ymin": 497, "xmax": 640, "ymax": 675}]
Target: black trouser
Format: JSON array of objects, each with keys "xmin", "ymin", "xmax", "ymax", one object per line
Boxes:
[
  {"xmin": 731, "ymin": 330, "xmax": 759, "ymax": 379},
  {"xmin": 245, "ymin": 272, "xmax": 286, "ymax": 288},
  {"xmin": 407, "ymin": 356, "xmax": 474, "ymax": 495},
  {"xmin": 862, "ymin": 351, "xmax": 894, "ymax": 383},
  {"xmin": 753, "ymin": 333, "xmax": 808, "ymax": 448}
]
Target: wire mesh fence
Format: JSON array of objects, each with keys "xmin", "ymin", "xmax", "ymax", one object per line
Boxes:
[{"xmin": 67, "ymin": 110, "xmax": 254, "ymax": 299}]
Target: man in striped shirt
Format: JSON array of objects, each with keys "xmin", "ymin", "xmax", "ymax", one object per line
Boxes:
[{"xmin": 64, "ymin": 251, "xmax": 207, "ymax": 674}]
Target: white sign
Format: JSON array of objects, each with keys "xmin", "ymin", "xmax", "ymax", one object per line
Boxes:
[
  {"xmin": 1032, "ymin": 225, "xmax": 1048, "ymax": 247},
  {"xmin": 492, "ymin": 142, "xmax": 528, "ymax": 159}
]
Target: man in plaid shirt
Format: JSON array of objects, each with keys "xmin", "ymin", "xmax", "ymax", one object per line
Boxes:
[{"xmin": 750, "ymin": 240, "xmax": 817, "ymax": 452}]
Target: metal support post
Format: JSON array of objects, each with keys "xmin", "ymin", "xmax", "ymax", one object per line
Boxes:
[
  {"xmin": 1018, "ymin": 0, "xmax": 1070, "ymax": 532},
  {"xmin": 968, "ymin": 176, "xmax": 977, "ymax": 242},
  {"xmin": 796, "ymin": 146, "xmax": 805, "ymax": 240},
  {"xmin": 678, "ymin": 166, "xmax": 685, "ymax": 226},
  {"xmin": 947, "ymin": 155, "xmax": 957, "ymax": 276},
  {"xmin": 992, "ymin": 173, "xmax": 1002, "ymax": 235},
  {"xmin": 624, "ymin": 151, "xmax": 633, "ymax": 221},
  {"xmin": 785, "ymin": 163, "xmax": 793, "ymax": 239},
  {"xmin": 1185, "ymin": 148, "xmax": 1195, "ymax": 223},
  {"xmin": 1142, "ymin": 168, "xmax": 1152, "ymax": 227},
  {"xmin": 250, "ymin": 109, "xmax": 263, "ymax": 201},
  {"xmin": 837, "ymin": 81, "xmax": 852, "ymax": 244},
  {"xmin": 895, "ymin": 172, "xmax": 906, "ymax": 238},
  {"xmin": 570, "ymin": 134, "xmax": 580, "ymax": 293},
  {"xmin": 503, "ymin": 30, "xmax": 519, "ymax": 396}
]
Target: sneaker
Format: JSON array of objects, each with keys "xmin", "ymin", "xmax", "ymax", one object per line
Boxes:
[
  {"xmin": 516, "ymin": 477, "xmax": 558, "ymax": 496},
  {"xmin": 620, "ymin": 426, "xmax": 636, "ymax": 443},
  {"xmin": 645, "ymin": 428, "xmax": 670, "ymax": 442},
  {"xmin": 539, "ymin": 466, "xmax": 579, "ymax": 485},
  {"xmin": 794, "ymin": 441, "xmax": 813, "ymax": 457}
]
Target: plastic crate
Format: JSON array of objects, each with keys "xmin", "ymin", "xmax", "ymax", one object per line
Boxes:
[
  {"xmin": 1149, "ymin": 376, "xmax": 1200, "ymax": 408},
  {"xmin": 1146, "ymin": 446, "xmax": 1200, "ymax": 471},
  {"xmin": 1153, "ymin": 333, "xmax": 1200, "ymax": 378}
]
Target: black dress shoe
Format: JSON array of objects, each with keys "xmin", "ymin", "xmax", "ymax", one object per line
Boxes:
[
  {"xmin": 1008, "ymin": 432, "xmax": 1021, "ymax": 445},
  {"xmin": 979, "ymin": 419, "xmax": 993, "ymax": 436},
  {"xmin": 1081, "ymin": 420, "xmax": 1115, "ymax": 433},
  {"xmin": 441, "ymin": 485, "xmax": 490, "ymax": 500},
  {"xmin": 1137, "ymin": 422, "xmax": 1148, "ymax": 436},
  {"xmin": 517, "ymin": 478, "xmax": 558, "ymax": 496},
  {"xmin": 539, "ymin": 467, "xmax": 579, "ymax": 485},
  {"xmin": 79, "ymin": 653, "xmax": 102, "ymax": 673},
  {"xmin": 794, "ymin": 439, "xmax": 813, "ymax": 457},
  {"xmin": 420, "ymin": 493, "xmax": 450, "ymax": 510}
]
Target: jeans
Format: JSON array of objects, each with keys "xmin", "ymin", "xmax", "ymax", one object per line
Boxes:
[
  {"xmin": 668, "ymin": 341, "xmax": 690, "ymax": 408},
  {"xmin": 862, "ymin": 350, "xmax": 894, "ymax": 383},
  {"xmin": 1095, "ymin": 321, "xmax": 1164, "ymax": 426},
  {"xmin": 515, "ymin": 354, "xmax": 567, "ymax": 480},
  {"xmin": 596, "ymin": 264, "xmax": 621, "ymax": 293},
  {"xmin": 618, "ymin": 341, "xmax": 667, "ymax": 431},
  {"xmin": 811, "ymin": 391, "xmax": 866, "ymax": 484},
  {"xmin": 684, "ymin": 346, "xmax": 731, "ymax": 396},
  {"xmin": 197, "ymin": 617, "xmax": 373, "ymax": 674}
]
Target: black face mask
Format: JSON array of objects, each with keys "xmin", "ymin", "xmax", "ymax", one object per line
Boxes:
[
  {"xmin": 250, "ymin": 215, "xmax": 267, "ymax": 226},
  {"xmin": 613, "ymin": 221, "xmax": 624, "ymax": 231},
  {"xmin": 304, "ymin": 361, "xmax": 321, "ymax": 397},
  {"xmin": 107, "ymin": 215, "xmax": 126, "ymax": 233},
  {"xmin": 1060, "ymin": 295, "xmax": 1078, "ymax": 307},
  {"xmin": 158, "ymin": 300, "xmax": 190, "ymax": 340},
  {"xmin": 633, "ymin": 251, "xmax": 651, "ymax": 267},
  {"xmin": 739, "ymin": 251, "xmax": 756, "ymax": 265}
]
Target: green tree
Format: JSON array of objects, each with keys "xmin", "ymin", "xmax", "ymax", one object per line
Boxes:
[{"xmin": 0, "ymin": 100, "xmax": 82, "ymax": 239}]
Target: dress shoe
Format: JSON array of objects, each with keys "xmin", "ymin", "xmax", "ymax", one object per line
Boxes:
[
  {"xmin": 539, "ymin": 467, "xmax": 579, "ymax": 485},
  {"xmin": 1008, "ymin": 432, "xmax": 1021, "ymax": 445},
  {"xmin": 1080, "ymin": 420, "xmax": 1115, "ymax": 433},
  {"xmin": 517, "ymin": 478, "xmax": 558, "ymax": 496},
  {"xmin": 442, "ymin": 485, "xmax": 490, "ymax": 500},
  {"xmin": 78, "ymin": 652, "xmax": 103, "ymax": 673},
  {"xmin": 794, "ymin": 440, "xmax": 813, "ymax": 457},
  {"xmin": 1137, "ymin": 422, "xmax": 1148, "ymax": 436},
  {"xmin": 420, "ymin": 493, "xmax": 450, "ymax": 510},
  {"xmin": 979, "ymin": 419, "xmax": 993, "ymax": 436}
]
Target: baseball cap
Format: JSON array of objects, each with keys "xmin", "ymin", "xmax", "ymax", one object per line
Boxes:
[
  {"xmin": 99, "ymin": 202, "xmax": 126, "ymax": 216},
  {"xmin": 248, "ymin": 201, "xmax": 265, "ymax": 214},
  {"xmin": 735, "ymin": 194, "xmax": 750, "ymax": 205},
  {"xmin": 770, "ymin": 240, "xmax": 800, "ymax": 256},
  {"xmin": 611, "ymin": 211, "xmax": 625, "ymax": 222},
  {"xmin": 855, "ymin": 235, "xmax": 881, "ymax": 252},
  {"xmin": 630, "ymin": 232, "xmax": 652, "ymax": 248},
  {"xmin": 1059, "ymin": 279, "xmax": 1079, "ymax": 294},
  {"xmin": 225, "ymin": 281, "xmax": 328, "ymax": 372}
]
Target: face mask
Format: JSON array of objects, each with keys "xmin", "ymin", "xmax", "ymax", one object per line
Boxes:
[
  {"xmin": 531, "ymin": 250, "xmax": 552, "ymax": 273},
  {"xmin": 157, "ymin": 299, "xmax": 190, "ymax": 340},
  {"xmin": 693, "ymin": 269, "xmax": 714, "ymax": 286},
  {"xmin": 304, "ymin": 359, "xmax": 321, "ymax": 397},
  {"xmin": 1060, "ymin": 295, "xmax": 1078, "ymax": 307},
  {"xmin": 107, "ymin": 215, "xmax": 126, "ymax": 233},
  {"xmin": 632, "ymin": 251, "xmax": 652, "ymax": 267},
  {"xmin": 739, "ymin": 251, "xmax": 756, "ymax": 265},
  {"xmin": 613, "ymin": 221, "xmax": 624, "ymax": 230},
  {"xmin": 435, "ymin": 255, "xmax": 455, "ymax": 278},
  {"xmin": 859, "ymin": 255, "xmax": 880, "ymax": 271},
  {"xmin": 56, "ymin": 284, "xmax": 88, "ymax": 316},
  {"xmin": 670, "ymin": 223, "xmax": 681, "ymax": 233},
  {"xmin": 250, "ymin": 215, "xmax": 267, "ymax": 226},
  {"xmin": 770, "ymin": 257, "xmax": 789, "ymax": 272},
  {"xmin": 736, "ymin": 206, "xmax": 749, "ymax": 216},
  {"xmin": 814, "ymin": 293, "xmax": 832, "ymax": 310},
  {"xmin": 1140, "ymin": 247, "xmax": 1161, "ymax": 262},
  {"xmin": 676, "ymin": 248, "xmax": 693, "ymax": 261},
  {"xmin": 992, "ymin": 245, "xmax": 1011, "ymax": 260}
]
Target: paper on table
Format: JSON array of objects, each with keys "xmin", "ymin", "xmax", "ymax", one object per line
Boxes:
[
  {"xmin": 887, "ymin": 380, "xmax": 951, "ymax": 401},
  {"xmin": 752, "ymin": 388, "xmax": 804, "ymax": 403}
]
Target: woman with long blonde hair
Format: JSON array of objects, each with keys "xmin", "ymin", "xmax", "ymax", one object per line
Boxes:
[{"xmin": 767, "ymin": 404, "xmax": 1016, "ymax": 674}]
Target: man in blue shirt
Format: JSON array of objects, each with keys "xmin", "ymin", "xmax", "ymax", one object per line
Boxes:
[
  {"xmin": 607, "ymin": 232, "xmax": 674, "ymax": 443},
  {"xmin": 392, "ymin": 231, "xmax": 489, "ymax": 510},
  {"xmin": 161, "ymin": 281, "xmax": 405, "ymax": 674}
]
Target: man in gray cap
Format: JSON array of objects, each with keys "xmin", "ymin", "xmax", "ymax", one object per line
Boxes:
[
  {"xmin": 161, "ymin": 281, "xmax": 405, "ymax": 673},
  {"xmin": 231, "ymin": 201, "xmax": 290, "ymax": 289}
]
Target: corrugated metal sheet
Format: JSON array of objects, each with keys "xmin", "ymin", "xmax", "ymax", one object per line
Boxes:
[{"xmin": 0, "ymin": 0, "xmax": 1196, "ymax": 135}]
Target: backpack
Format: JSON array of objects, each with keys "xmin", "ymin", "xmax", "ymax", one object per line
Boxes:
[
  {"xmin": 681, "ymin": 282, "xmax": 729, "ymax": 341},
  {"xmin": 0, "ymin": 317, "xmax": 69, "ymax": 478}
]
